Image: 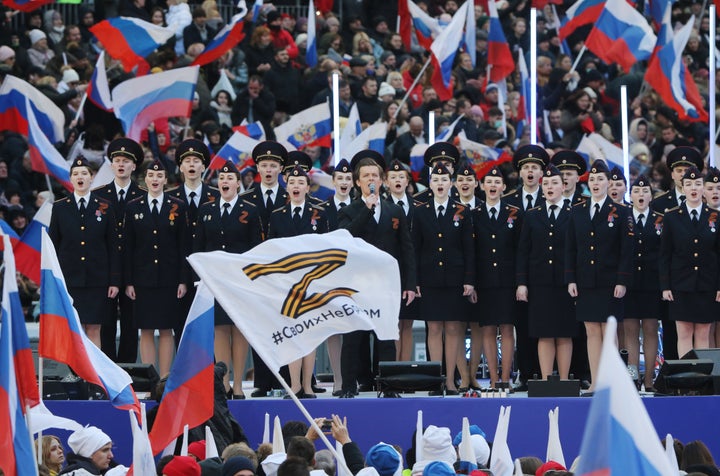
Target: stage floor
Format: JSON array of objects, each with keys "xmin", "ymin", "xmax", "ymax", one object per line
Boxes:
[{"xmin": 43, "ymin": 382, "xmax": 720, "ymax": 467}]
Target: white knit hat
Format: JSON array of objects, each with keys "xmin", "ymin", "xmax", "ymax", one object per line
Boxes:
[
  {"xmin": 29, "ymin": 29, "xmax": 46, "ymax": 45},
  {"xmin": 68, "ymin": 426, "xmax": 112, "ymax": 458}
]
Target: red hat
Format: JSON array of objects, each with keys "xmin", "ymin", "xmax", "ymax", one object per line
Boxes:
[
  {"xmin": 188, "ymin": 440, "xmax": 207, "ymax": 461},
  {"xmin": 163, "ymin": 455, "xmax": 201, "ymax": 476},
  {"xmin": 535, "ymin": 460, "xmax": 566, "ymax": 476}
]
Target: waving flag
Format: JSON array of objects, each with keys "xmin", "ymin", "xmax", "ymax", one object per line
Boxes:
[
  {"xmin": 0, "ymin": 220, "xmax": 20, "ymax": 246},
  {"xmin": 274, "ymin": 103, "xmax": 332, "ymax": 150},
  {"xmin": 516, "ymin": 49, "xmax": 531, "ymax": 140},
  {"xmin": 148, "ymin": 283, "xmax": 215, "ymax": 455},
  {"xmin": 306, "ymin": 0, "xmax": 318, "ymax": 67},
  {"xmin": 486, "ymin": 0, "xmax": 515, "ymax": 83},
  {"xmin": 87, "ymin": 51, "xmax": 113, "ymax": 112},
  {"xmin": 398, "ymin": 0, "xmax": 411, "ymax": 50},
  {"xmin": 408, "ymin": 0, "xmax": 442, "ymax": 49},
  {"xmin": 0, "ymin": 235, "xmax": 38, "ymax": 476},
  {"xmin": 436, "ymin": 114, "xmax": 464, "ymax": 142},
  {"xmin": 192, "ymin": 13, "xmax": 246, "ymax": 67},
  {"xmin": 464, "ymin": 1, "xmax": 476, "ymax": 67},
  {"xmin": 585, "ymin": 0, "xmax": 656, "ymax": 73},
  {"xmin": 342, "ymin": 121, "xmax": 387, "ymax": 161},
  {"xmin": 188, "ymin": 229, "xmax": 401, "ymax": 372},
  {"xmin": 251, "ymin": 0, "xmax": 263, "ymax": 22},
  {"xmin": 645, "ymin": 16, "xmax": 708, "ymax": 123},
  {"xmin": 39, "ymin": 230, "xmax": 140, "ymax": 417},
  {"xmin": 649, "ymin": 0, "xmax": 672, "ymax": 28},
  {"xmin": 130, "ymin": 406, "xmax": 156, "ymax": 475},
  {"xmin": 25, "ymin": 98, "xmax": 72, "ymax": 192},
  {"xmin": 559, "ymin": 0, "xmax": 606, "ymax": 40},
  {"xmin": 576, "ymin": 317, "xmax": 675, "ymax": 476},
  {"xmin": 90, "ymin": 17, "xmax": 175, "ymax": 72},
  {"xmin": 233, "ymin": 121, "xmax": 266, "ymax": 141},
  {"xmin": 209, "ymin": 130, "xmax": 260, "ymax": 170},
  {"xmin": 339, "ymin": 103, "xmax": 361, "ymax": 152},
  {"xmin": 577, "ymin": 132, "xmax": 624, "ymax": 169},
  {"xmin": 2, "ymin": 0, "xmax": 53, "ymax": 11},
  {"xmin": 112, "ymin": 66, "xmax": 199, "ymax": 141},
  {"xmin": 0, "ymin": 75, "xmax": 65, "ymax": 144},
  {"xmin": 410, "ymin": 143, "xmax": 431, "ymax": 180},
  {"xmin": 15, "ymin": 202, "xmax": 52, "ymax": 284},
  {"xmin": 430, "ymin": 0, "xmax": 470, "ymax": 101},
  {"xmin": 456, "ymin": 131, "xmax": 512, "ymax": 177}
]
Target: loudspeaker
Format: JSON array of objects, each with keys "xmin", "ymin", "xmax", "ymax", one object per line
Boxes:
[
  {"xmin": 528, "ymin": 375, "xmax": 581, "ymax": 397},
  {"xmin": 654, "ymin": 359, "xmax": 715, "ymax": 395},
  {"xmin": 376, "ymin": 361, "xmax": 443, "ymax": 394},
  {"xmin": 118, "ymin": 363, "xmax": 160, "ymax": 393},
  {"xmin": 683, "ymin": 349, "xmax": 720, "ymax": 376}
]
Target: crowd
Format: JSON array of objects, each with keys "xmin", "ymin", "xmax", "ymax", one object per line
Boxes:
[{"xmin": 29, "ymin": 417, "xmax": 720, "ymax": 475}]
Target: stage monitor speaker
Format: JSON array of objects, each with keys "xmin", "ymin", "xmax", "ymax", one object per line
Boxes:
[
  {"xmin": 118, "ymin": 363, "xmax": 160, "ymax": 393},
  {"xmin": 528, "ymin": 375, "xmax": 581, "ymax": 397},
  {"xmin": 683, "ymin": 349, "xmax": 720, "ymax": 376},
  {"xmin": 654, "ymin": 359, "xmax": 715, "ymax": 396},
  {"xmin": 376, "ymin": 361, "xmax": 443, "ymax": 394}
]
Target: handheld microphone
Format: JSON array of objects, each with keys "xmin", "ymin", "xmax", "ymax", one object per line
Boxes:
[{"xmin": 369, "ymin": 183, "xmax": 376, "ymax": 195}]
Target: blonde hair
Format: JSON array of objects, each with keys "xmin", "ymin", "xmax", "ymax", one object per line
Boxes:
[{"xmin": 37, "ymin": 435, "xmax": 63, "ymax": 472}]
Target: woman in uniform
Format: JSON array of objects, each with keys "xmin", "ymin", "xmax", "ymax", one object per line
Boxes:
[
  {"xmin": 660, "ymin": 163, "xmax": 720, "ymax": 358},
  {"xmin": 412, "ymin": 162, "xmax": 474, "ymax": 395},
  {"xmin": 268, "ymin": 165, "xmax": 329, "ymax": 398},
  {"xmin": 516, "ymin": 164, "xmax": 576, "ymax": 379},
  {"xmin": 124, "ymin": 159, "xmax": 189, "ymax": 377},
  {"xmin": 49, "ymin": 158, "xmax": 120, "ymax": 348},
  {"xmin": 194, "ymin": 160, "xmax": 263, "ymax": 399},
  {"xmin": 565, "ymin": 160, "xmax": 634, "ymax": 391}
]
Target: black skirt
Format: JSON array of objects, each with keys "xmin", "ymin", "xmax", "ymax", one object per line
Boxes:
[
  {"xmin": 476, "ymin": 287, "xmax": 517, "ymax": 325},
  {"xmin": 418, "ymin": 286, "xmax": 468, "ymax": 321},
  {"xmin": 669, "ymin": 291, "xmax": 716, "ymax": 323},
  {"xmin": 215, "ymin": 299, "xmax": 233, "ymax": 326},
  {"xmin": 528, "ymin": 286, "xmax": 578, "ymax": 338},
  {"xmin": 625, "ymin": 290, "xmax": 662, "ymax": 320},
  {"xmin": 576, "ymin": 287, "xmax": 624, "ymax": 322},
  {"xmin": 400, "ymin": 298, "xmax": 419, "ymax": 321},
  {"xmin": 133, "ymin": 286, "xmax": 180, "ymax": 330},
  {"xmin": 67, "ymin": 286, "xmax": 112, "ymax": 325}
]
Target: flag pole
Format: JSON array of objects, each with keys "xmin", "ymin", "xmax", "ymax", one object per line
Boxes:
[
  {"xmin": 530, "ymin": 8, "xmax": 537, "ymax": 145},
  {"xmin": 569, "ymin": 45, "xmax": 587, "ymax": 75},
  {"xmin": 38, "ymin": 354, "xmax": 44, "ymax": 466},
  {"xmin": 428, "ymin": 111, "xmax": 435, "ymax": 145},
  {"xmin": 73, "ymin": 92, "xmax": 88, "ymax": 124},
  {"xmin": 332, "ymin": 72, "xmax": 341, "ymax": 166},
  {"xmin": 710, "ymin": 4, "xmax": 716, "ymax": 168},
  {"xmin": 621, "ymin": 85, "xmax": 630, "ymax": 202},
  {"xmin": 268, "ymin": 365, "xmax": 353, "ymax": 475},
  {"xmin": 394, "ymin": 57, "xmax": 432, "ymax": 119}
]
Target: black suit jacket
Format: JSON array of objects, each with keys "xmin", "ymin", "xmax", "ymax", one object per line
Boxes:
[
  {"xmin": 338, "ymin": 199, "xmax": 417, "ymax": 290},
  {"xmin": 659, "ymin": 205, "xmax": 720, "ymax": 292},
  {"xmin": 239, "ymin": 184, "xmax": 289, "ymax": 234},
  {"xmin": 123, "ymin": 195, "xmax": 190, "ymax": 287},
  {"xmin": 393, "ymin": 132, "xmax": 424, "ymax": 164},
  {"xmin": 516, "ymin": 202, "xmax": 571, "ymax": 287},
  {"xmin": 631, "ymin": 210, "xmax": 663, "ymax": 291},
  {"xmin": 473, "ymin": 201, "xmax": 522, "ymax": 289},
  {"xmin": 193, "ymin": 199, "xmax": 264, "ymax": 254},
  {"xmin": 183, "ymin": 22, "xmax": 217, "ymax": 50},
  {"xmin": 323, "ymin": 198, "xmax": 349, "ymax": 231},
  {"xmin": 268, "ymin": 202, "xmax": 329, "ymax": 238},
  {"xmin": 412, "ymin": 200, "xmax": 474, "ymax": 287},
  {"xmin": 49, "ymin": 194, "xmax": 121, "ymax": 288},
  {"xmin": 564, "ymin": 197, "xmax": 634, "ymax": 288}
]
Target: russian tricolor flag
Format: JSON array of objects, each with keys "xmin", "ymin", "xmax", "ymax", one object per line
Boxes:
[
  {"xmin": 645, "ymin": 16, "xmax": 708, "ymax": 123},
  {"xmin": 274, "ymin": 103, "xmax": 332, "ymax": 150},
  {"xmin": 456, "ymin": 131, "xmax": 513, "ymax": 178},
  {"xmin": 25, "ymin": 97, "xmax": 73, "ymax": 193},
  {"xmin": 2, "ymin": 0, "xmax": 53, "ymax": 12},
  {"xmin": 558, "ymin": 0, "xmax": 606, "ymax": 40},
  {"xmin": 430, "ymin": 0, "xmax": 470, "ymax": 101},
  {"xmin": 87, "ymin": 51, "xmax": 113, "ymax": 112},
  {"xmin": 486, "ymin": 0, "xmax": 515, "ymax": 84},
  {"xmin": 408, "ymin": 0, "xmax": 442, "ymax": 50},
  {"xmin": 209, "ymin": 130, "xmax": 260, "ymax": 170},
  {"xmin": 0, "ymin": 234, "xmax": 39, "ymax": 476},
  {"xmin": 90, "ymin": 17, "xmax": 175, "ymax": 73},
  {"xmin": 112, "ymin": 66, "xmax": 199, "ymax": 141},
  {"xmin": 306, "ymin": 0, "xmax": 318, "ymax": 68},
  {"xmin": 251, "ymin": 0, "xmax": 263, "ymax": 22},
  {"xmin": 192, "ymin": 13, "xmax": 246, "ymax": 67},
  {"xmin": 585, "ymin": 0, "xmax": 656, "ymax": 73},
  {"xmin": 515, "ymin": 49, "xmax": 531, "ymax": 140},
  {"xmin": 0, "ymin": 220, "xmax": 20, "ymax": 247},
  {"xmin": 232, "ymin": 121, "xmax": 266, "ymax": 141},
  {"xmin": 0, "ymin": 75, "xmax": 65, "ymax": 144},
  {"xmin": 39, "ymin": 230, "xmax": 141, "ymax": 418},
  {"xmin": 342, "ymin": 122, "xmax": 387, "ymax": 160},
  {"xmin": 148, "ymin": 282, "xmax": 215, "ymax": 455},
  {"xmin": 15, "ymin": 201, "xmax": 52, "ymax": 284},
  {"xmin": 576, "ymin": 318, "xmax": 675, "ymax": 476}
]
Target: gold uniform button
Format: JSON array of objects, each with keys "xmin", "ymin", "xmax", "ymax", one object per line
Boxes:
[
  {"xmin": 694, "ymin": 266, "xmax": 699, "ymax": 271},
  {"xmin": 590, "ymin": 232, "xmax": 594, "ymax": 236},
  {"xmin": 118, "ymin": 234, "xmax": 123, "ymax": 239},
  {"xmin": 439, "ymin": 262, "xmax": 444, "ymax": 266},
  {"xmin": 590, "ymin": 260, "xmax": 595, "ymax": 265},
  {"xmin": 694, "ymin": 253, "xmax": 698, "ymax": 257},
  {"xmin": 154, "ymin": 259, "xmax": 158, "ymax": 264},
  {"xmin": 548, "ymin": 246, "xmax": 553, "ymax": 251},
  {"xmin": 548, "ymin": 260, "xmax": 553, "ymax": 264},
  {"xmin": 438, "ymin": 233, "xmax": 443, "ymax": 238},
  {"xmin": 80, "ymin": 241, "xmax": 85, "ymax": 245},
  {"xmin": 153, "ymin": 245, "xmax": 158, "ymax": 249},
  {"xmin": 695, "ymin": 239, "xmax": 699, "ymax": 243},
  {"xmin": 438, "ymin": 247, "xmax": 443, "ymax": 252},
  {"xmin": 492, "ymin": 249, "xmax": 496, "ymax": 253},
  {"xmin": 637, "ymin": 253, "xmax": 642, "ymax": 257},
  {"xmin": 80, "ymin": 257, "xmax": 85, "ymax": 261},
  {"xmin": 222, "ymin": 245, "xmax": 226, "ymax": 249},
  {"xmin": 491, "ymin": 234, "xmax": 496, "ymax": 239},
  {"xmin": 80, "ymin": 226, "xmax": 85, "ymax": 231},
  {"xmin": 153, "ymin": 230, "xmax": 157, "ymax": 235},
  {"xmin": 493, "ymin": 262, "xmax": 498, "ymax": 267},
  {"xmin": 549, "ymin": 232, "xmax": 553, "ymax": 236},
  {"xmin": 638, "ymin": 239, "xmax": 643, "ymax": 244},
  {"xmin": 638, "ymin": 266, "xmax": 642, "ymax": 271}
]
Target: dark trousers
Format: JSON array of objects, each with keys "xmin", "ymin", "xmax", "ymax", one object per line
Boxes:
[
  {"xmin": 340, "ymin": 330, "xmax": 395, "ymax": 392},
  {"xmin": 514, "ymin": 302, "xmax": 540, "ymax": 382},
  {"xmin": 101, "ymin": 293, "xmax": 137, "ymax": 363},
  {"xmin": 253, "ymin": 348, "xmax": 281, "ymax": 390}
]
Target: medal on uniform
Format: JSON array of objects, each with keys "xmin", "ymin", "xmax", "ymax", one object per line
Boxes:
[
  {"xmin": 608, "ymin": 206, "xmax": 618, "ymax": 228},
  {"xmin": 710, "ymin": 212, "xmax": 718, "ymax": 233}
]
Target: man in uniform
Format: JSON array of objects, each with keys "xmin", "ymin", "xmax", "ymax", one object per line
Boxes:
[
  {"xmin": 93, "ymin": 138, "xmax": 143, "ymax": 362},
  {"xmin": 503, "ymin": 144, "xmax": 549, "ymax": 211},
  {"xmin": 337, "ymin": 150, "xmax": 417, "ymax": 398},
  {"xmin": 239, "ymin": 141, "xmax": 289, "ymax": 397},
  {"xmin": 550, "ymin": 150, "xmax": 587, "ymax": 206},
  {"xmin": 167, "ymin": 138, "xmax": 219, "ymax": 345},
  {"xmin": 413, "ymin": 142, "xmax": 460, "ymax": 204}
]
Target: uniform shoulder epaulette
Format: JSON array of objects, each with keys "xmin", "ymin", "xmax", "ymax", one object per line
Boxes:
[
  {"xmin": 271, "ymin": 206, "xmax": 286, "ymax": 214},
  {"xmin": 166, "ymin": 186, "xmax": 181, "ymax": 195},
  {"xmin": 94, "ymin": 196, "xmax": 111, "ymax": 205},
  {"xmin": 239, "ymin": 188, "xmax": 254, "ymax": 197},
  {"xmin": 126, "ymin": 195, "xmax": 143, "ymax": 205},
  {"xmin": 310, "ymin": 202, "xmax": 325, "ymax": 210},
  {"xmin": 57, "ymin": 196, "xmax": 72, "ymax": 204},
  {"xmin": 505, "ymin": 203, "xmax": 520, "ymax": 211},
  {"xmin": 91, "ymin": 184, "xmax": 110, "ymax": 193},
  {"xmin": 501, "ymin": 190, "xmax": 517, "ymax": 198},
  {"xmin": 241, "ymin": 199, "xmax": 257, "ymax": 208},
  {"xmin": 167, "ymin": 195, "xmax": 184, "ymax": 205},
  {"xmin": 529, "ymin": 205, "xmax": 543, "ymax": 212},
  {"xmin": 617, "ymin": 202, "xmax": 631, "ymax": 209},
  {"xmin": 653, "ymin": 210, "xmax": 664, "ymax": 218},
  {"xmin": 653, "ymin": 190, "xmax": 670, "ymax": 199},
  {"xmin": 665, "ymin": 205, "xmax": 680, "ymax": 214},
  {"xmin": 207, "ymin": 185, "xmax": 219, "ymax": 192},
  {"xmin": 572, "ymin": 201, "xmax": 585, "ymax": 207}
]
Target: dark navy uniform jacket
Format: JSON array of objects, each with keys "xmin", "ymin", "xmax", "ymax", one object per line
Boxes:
[
  {"xmin": 193, "ymin": 198, "xmax": 264, "ymax": 254},
  {"xmin": 516, "ymin": 202, "xmax": 572, "ymax": 288},
  {"xmin": 651, "ymin": 189, "xmax": 684, "ymax": 214},
  {"xmin": 49, "ymin": 194, "xmax": 121, "ymax": 288},
  {"xmin": 473, "ymin": 201, "xmax": 522, "ymax": 289},
  {"xmin": 168, "ymin": 184, "xmax": 220, "ymax": 240},
  {"xmin": 412, "ymin": 200, "xmax": 475, "ymax": 287},
  {"xmin": 123, "ymin": 195, "xmax": 190, "ymax": 287},
  {"xmin": 240, "ymin": 183, "xmax": 289, "ymax": 234},
  {"xmin": 93, "ymin": 181, "xmax": 143, "ymax": 239},
  {"xmin": 564, "ymin": 197, "xmax": 634, "ymax": 288},
  {"xmin": 268, "ymin": 201, "xmax": 329, "ymax": 238},
  {"xmin": 503, "ymin": 186, "xmax": 546, "ymax": 212},
  {"xmin": 659, "ymin": 205, "xmax": 720, "ymax": 292},
  {"xmin": 631, "ymin": 210, "xmax": 663, "ymax": 291}
]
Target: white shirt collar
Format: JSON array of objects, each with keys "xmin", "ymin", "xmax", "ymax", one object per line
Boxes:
[
  {"xmin": 148, "ymin": 192, "xmax": 164, "ymax": 207},
  {"xmin": 686, "ymin": 202, "xmax": 703, "ymax": 217},
  {"xmin": 291, "ymin": 201, "xmax": 306, "ymax": 216},
  {"xmin": 485, "ymin": 201, "xmax": 500, "ymax": 214},
  {"xmin": 334, "ymin": 196, "xmax": 350, "ymax": 208},
  {"xmin": 114, "ymin": 181, "xmax": 130, "ymax": 195},
  {"xmin": 546, "ymin": 200, "xmax": 561, "ymax": 217},
  {"xmin": 221, "ymin": 195, "xmax": 239, "ymax": 210},
  {"xmin": 261, "ymin": 184, "xmax": 279, "ymax": 197},
  {"xmin": 633, "ymin": 208, "xmax": 649, "ymax": 222},
  {"xmin": 74, "ymin": 192, "xmax": 90, "ymax": 207},
  {"xmin": 184, "ymin": 184, "xmax": 202, "ymax": 201},
  {"xmin": 434, "ymin": 198, "xmax": 449, "ymax": 214}
]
